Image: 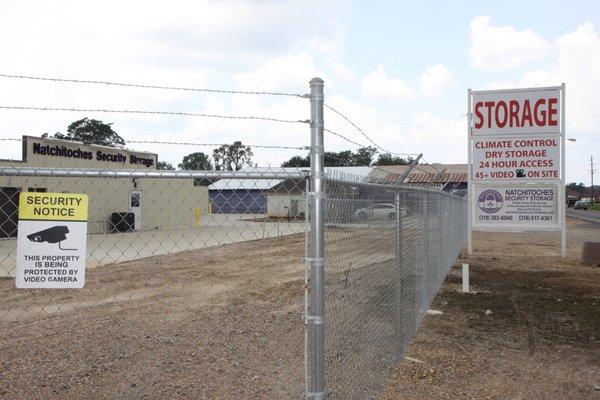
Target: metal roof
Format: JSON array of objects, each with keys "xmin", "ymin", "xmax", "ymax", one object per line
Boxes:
[{"xmin": 208, "ymin": 166, "xmax": 373, "ymax": 190}]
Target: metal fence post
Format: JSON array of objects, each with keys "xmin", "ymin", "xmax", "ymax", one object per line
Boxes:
[
  {"xmin": 394, "ymin": 190, "xmax": 403, "ymax": 362},
  {"xmin": 308, "ymin": 77, "xmax": 326, "ymax": 400}
]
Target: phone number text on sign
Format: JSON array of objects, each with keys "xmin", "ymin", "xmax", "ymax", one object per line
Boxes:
[
  {"xmin": 473, "ymin": 186, "xmax": 558, "ymax": 228},
  {"xmin": 472, "ymin": 136, "xmax": 560, "ymax": 181}
]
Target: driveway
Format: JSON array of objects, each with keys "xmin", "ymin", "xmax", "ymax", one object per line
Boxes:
[{"xmin": 566, "ymin": 208, "xmax": 600, "ymax": 224}]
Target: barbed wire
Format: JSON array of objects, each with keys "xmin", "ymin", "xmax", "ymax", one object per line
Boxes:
[
  {"xmin": 0, "ymin": 137, "xmax": 305, "ymax": 151},
  {"xmin": 0, "ymin": 73, "xmax": 308, "ymax": 98},
  {"xmin": 126, "ymin": 140, "xmax": 306, "ymax": 150},
  {"xmin": 323, "ymin": 128, "xmax": 418, "ymax": 157},
  {"xmin": 324, "ymin": 103, "xmax": 411, "ymax": 156},
  {"xmin": 0, "ymin": 105, "xmax": 309, "ymax": 125}
]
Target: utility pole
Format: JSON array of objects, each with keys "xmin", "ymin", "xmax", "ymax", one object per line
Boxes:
[{"xmin": 591, "ymin": 156, "xmax": 595, "ymax": 204}]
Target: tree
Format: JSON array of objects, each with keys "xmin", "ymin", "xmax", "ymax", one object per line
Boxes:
[
  {"xmin": 212, "ymin": 141, "xmax": 254, "ymax": 171},
  {"xmin": 281, "ymin": 147, "xmax": 379, "ymax": 168},
  {"xmin": 53, "ymin": 118, "xmax": 125, "ymax": 147},
  {"xmin": 156, "ymin": 161, "xmax": 175, "ymax": 170},
  {"xmin": 373, "ymin": 153, "xmax": 413, "ymax": 166},
  {"xmin": 566, "ymin": 182, "xmax": 586, "ymax": 194},
  {"xmin": 352, "ymin": 146, "xmax": 377, "ymax": 166},
  {"xmin": 281, "ymin": 155, "xmax": 310, "ymax": 167},
  {"xmin": 179, "ymin": 152, "xmax": 213, "ymax": 170}
]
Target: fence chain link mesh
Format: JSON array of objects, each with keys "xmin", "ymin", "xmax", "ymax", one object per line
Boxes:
[
  {"xmin": 321, "ymin": 171, "xmax": 467, "ymax": 399},
  {"xmin": 0, "ymin": 162, "xmax": 309, "ymax": 399}
]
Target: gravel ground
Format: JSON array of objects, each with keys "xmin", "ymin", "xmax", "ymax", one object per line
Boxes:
[
  {"xmin": 381, "ymin": 218, "xmax": 600, "ymax": 399},
  {"xmin": 0, "ymin": 234, "xmax": 306, "ymax": 400},
  {"xmin": 2, "ymin": 218, "xmax": 599, "ymax": 399}
]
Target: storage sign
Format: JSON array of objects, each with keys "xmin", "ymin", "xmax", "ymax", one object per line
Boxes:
[
  {"xmin": 16, "ymin": 192, "xmax": 88, "ymax": 289},
  {"xmin": 468, "ymin": 84, "xmax": 565, "ymax": 255},
  {"xmin": 473, "ymin": 185, "xmax": 558, "ymax": 229},
  {"xmin": 472, "ymin": 88, "xmax": 560, "ymax": 135},
  {"xmin": 472, "ymin": 136, "xmax": 560, "ymax": 181}
]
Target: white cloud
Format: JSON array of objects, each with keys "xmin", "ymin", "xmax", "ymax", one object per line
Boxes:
[
  {"xmin": 419, "ymin": 64, "xmax": 456, "ymax": 99},
  {"xmin": 234, "ymin": 52, "xmax": 326, "ymax": 93},
  {"xmin": 0, "ymin": 0, "xmax": 350, "ymax": 167},
  {"xmin": 469, "ymin": 15, "xmax": 552, "ymax": 70},
  {"xmin": 485, "ymin": 22, "xmax": 600, "ymax": 182},
  {"xmin": 361, "ymin": 64, "xmax": 415, "ymax": 100}
]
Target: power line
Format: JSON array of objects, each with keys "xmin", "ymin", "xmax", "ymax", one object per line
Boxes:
[
  {"xmin": 0, "ymin": 105, "xmax": 310, "ymax": 125},
  {"xmin": 0, "ymin": 73, "xmax": 308, "ymax": 98},
  {"xmin": 324, "ymin": 103, "xmax": 409, "ymax": 156}
]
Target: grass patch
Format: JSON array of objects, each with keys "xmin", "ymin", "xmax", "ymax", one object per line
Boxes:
[{"xmin": 588, "ymin": 203, "xmax": 600, "ymax": 211}]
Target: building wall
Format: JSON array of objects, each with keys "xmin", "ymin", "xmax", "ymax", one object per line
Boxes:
[
  {"xmin": 209, "ymin": 189, "xmax": 267, "ymax": 214},
  {"xmin": 0, "ymin": 176, "xmax": 209, "ymax": 234},
  {"xmin": 266, "ymin": 194, "xmax": 306, "ymax": 218},
  {"xmin": 0, "ymin": 137, "xmax": 208, "ymax": 236},
  {"xmin": 0, "ymin": 135, "xmax": 158, "ymax": 170}
]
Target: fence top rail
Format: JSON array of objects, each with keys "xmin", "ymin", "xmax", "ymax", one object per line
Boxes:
[{"xmin": 0, "ymin": 167, "xmax": 308, "ymax": 180}]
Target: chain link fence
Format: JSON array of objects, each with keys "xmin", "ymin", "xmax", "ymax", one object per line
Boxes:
[
  {"xmin": 321, "ymin": 171, "xmax": 467, "ymax": 399},
  {"xmin": 0, "ymin": 164, "xmax": 310, "ymax": 399},
  {"xmin": 0, "ymin": 77, "xmax": 468, "ymax": 399}
]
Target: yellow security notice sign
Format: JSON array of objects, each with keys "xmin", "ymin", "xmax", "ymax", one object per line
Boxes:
[
  {"xmin": 19, "ymin": 192, "xmax": 88, "ymax": 221},
  {"xmin": 16, "ymin": 192, "xmax": 88, "ymax": 289}
]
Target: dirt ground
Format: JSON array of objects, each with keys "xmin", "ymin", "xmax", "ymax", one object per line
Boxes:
[
  {"xmin": 1, "ymin": 218, "xmax": 599, "ymax": 399},
  {"xmin": 0, "ymin": 234, "xmax": 307, "ymax": 400},
  {"xmin": 382, "ymin": 218, "xmax": 600, "ymax": 400}
]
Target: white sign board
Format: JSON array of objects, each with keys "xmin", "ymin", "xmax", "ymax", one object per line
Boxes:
[
  {"xmin": 468, "ymin": 85, "xmax": 565, "ymax": 256},
  {"xmin": 472, "ymin": 88, "xmax": 561, "ymax": 135},
  {"xmin": 472, "ymin": 136, "xmax": 560, "ymax": 181},
  {"xmin": 16, "ymin": 192, "xmax": 88, "ymax": 289},
  {"xmin": 473, "ymin": 185, "xmax": 559, "ymax": 229}
]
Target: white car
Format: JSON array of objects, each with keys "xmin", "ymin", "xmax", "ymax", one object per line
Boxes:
[{"xmin": 354, "ymin": 203, "xmax": 407, "ymax": 221}]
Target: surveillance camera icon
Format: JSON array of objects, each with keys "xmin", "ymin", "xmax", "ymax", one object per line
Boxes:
[{"xmin": 27, "ymin": 226, "xmax": 77, "ymax": 250}]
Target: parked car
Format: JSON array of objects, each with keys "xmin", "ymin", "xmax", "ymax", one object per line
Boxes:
[
  {"xmin": 574, "ymin": 200, "xmax": 589, "ymax": 210},
  {"xmin": 354, "ymin": 203, "xmax": 407, "ymax": 221}
]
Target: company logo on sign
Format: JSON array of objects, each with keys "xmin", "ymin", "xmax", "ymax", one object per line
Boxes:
[{"xmin": 478, "ymin": 190, "xmax": 503, "ymax": 214}]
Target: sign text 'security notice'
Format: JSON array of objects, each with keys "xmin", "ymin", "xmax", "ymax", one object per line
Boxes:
[{"xmin": 16, "ymin": 192, "xmax": 88, "ymax": 289}]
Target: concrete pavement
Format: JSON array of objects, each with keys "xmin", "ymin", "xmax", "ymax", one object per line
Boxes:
[
  {"xmin": 0, "ymin": 214, "xmax": 305, "ymax": 277},
  {"xmin": 566, "ymin": 209, "xmax": 600, "ymax": 224}
]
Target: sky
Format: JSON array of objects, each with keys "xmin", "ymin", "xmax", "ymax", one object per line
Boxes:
[{"xmin": 0, "ymin": 0, "xmax": 599, "ymax": 183}]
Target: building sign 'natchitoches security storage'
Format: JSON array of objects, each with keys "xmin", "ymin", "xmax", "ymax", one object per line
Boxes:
[
  {"xmin": 16, "ymin": 192, "xmax": 88, "ymax": 289},
  {"xmin": 468, "ymin": 85, "xmax": 565, "ymax": 256},
  {"xmin": 473, "ymin": 185, "xmax": 558, "ymax": 228}
]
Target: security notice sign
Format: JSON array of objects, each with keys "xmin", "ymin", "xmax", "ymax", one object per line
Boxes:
[
  {"xmin": 472, "ymin": 136, "xmax": 560, "ymax": 181},
  {"xmin": 468, "ymin": 84, "xmax": 565, "ymax": 256},
  {"xmin": 473, "ymin": 185, "xmax": 558, "ymax": 229},
  {"xmin": 16, "ymin": 192, "xmax": 88, "ymax": 289}
]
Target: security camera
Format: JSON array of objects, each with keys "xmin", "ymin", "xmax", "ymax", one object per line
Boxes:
[{"xmin": 27, "ymin": 226, "xmax": 77, "ymax": 250}]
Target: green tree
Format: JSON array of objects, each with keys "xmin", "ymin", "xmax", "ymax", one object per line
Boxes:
[
  {"xmin": 352, "ymin": 146, "xmax": 377, "ymax": 166},
  {"xmin": 282, "ymin": 147, "xmax": 378, "ymax": 167},
  {"xmin": 53, "ymin": 118, "xmax": 125, "ymax": 147},
  {"xmin": 566, "ymin": 182, "xmax": 586, "ymax": 194},
  {"xmin": 179, "ymin": 152, "xmax": 213, "ymax": 170},
  {"xmin": 281, "ymin": 155, "xmax": 310, "ymax": 167},
  {"xmin": 156, "ymin": 161, "xmax": 175, "ymax": 170},
  {"xmin": 373, "ymin": 153, "xmax": 413, "ymax": 166},
  {"xmin": 212, "ymin": 141, "xmax": 254, "ymax": 171}
]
